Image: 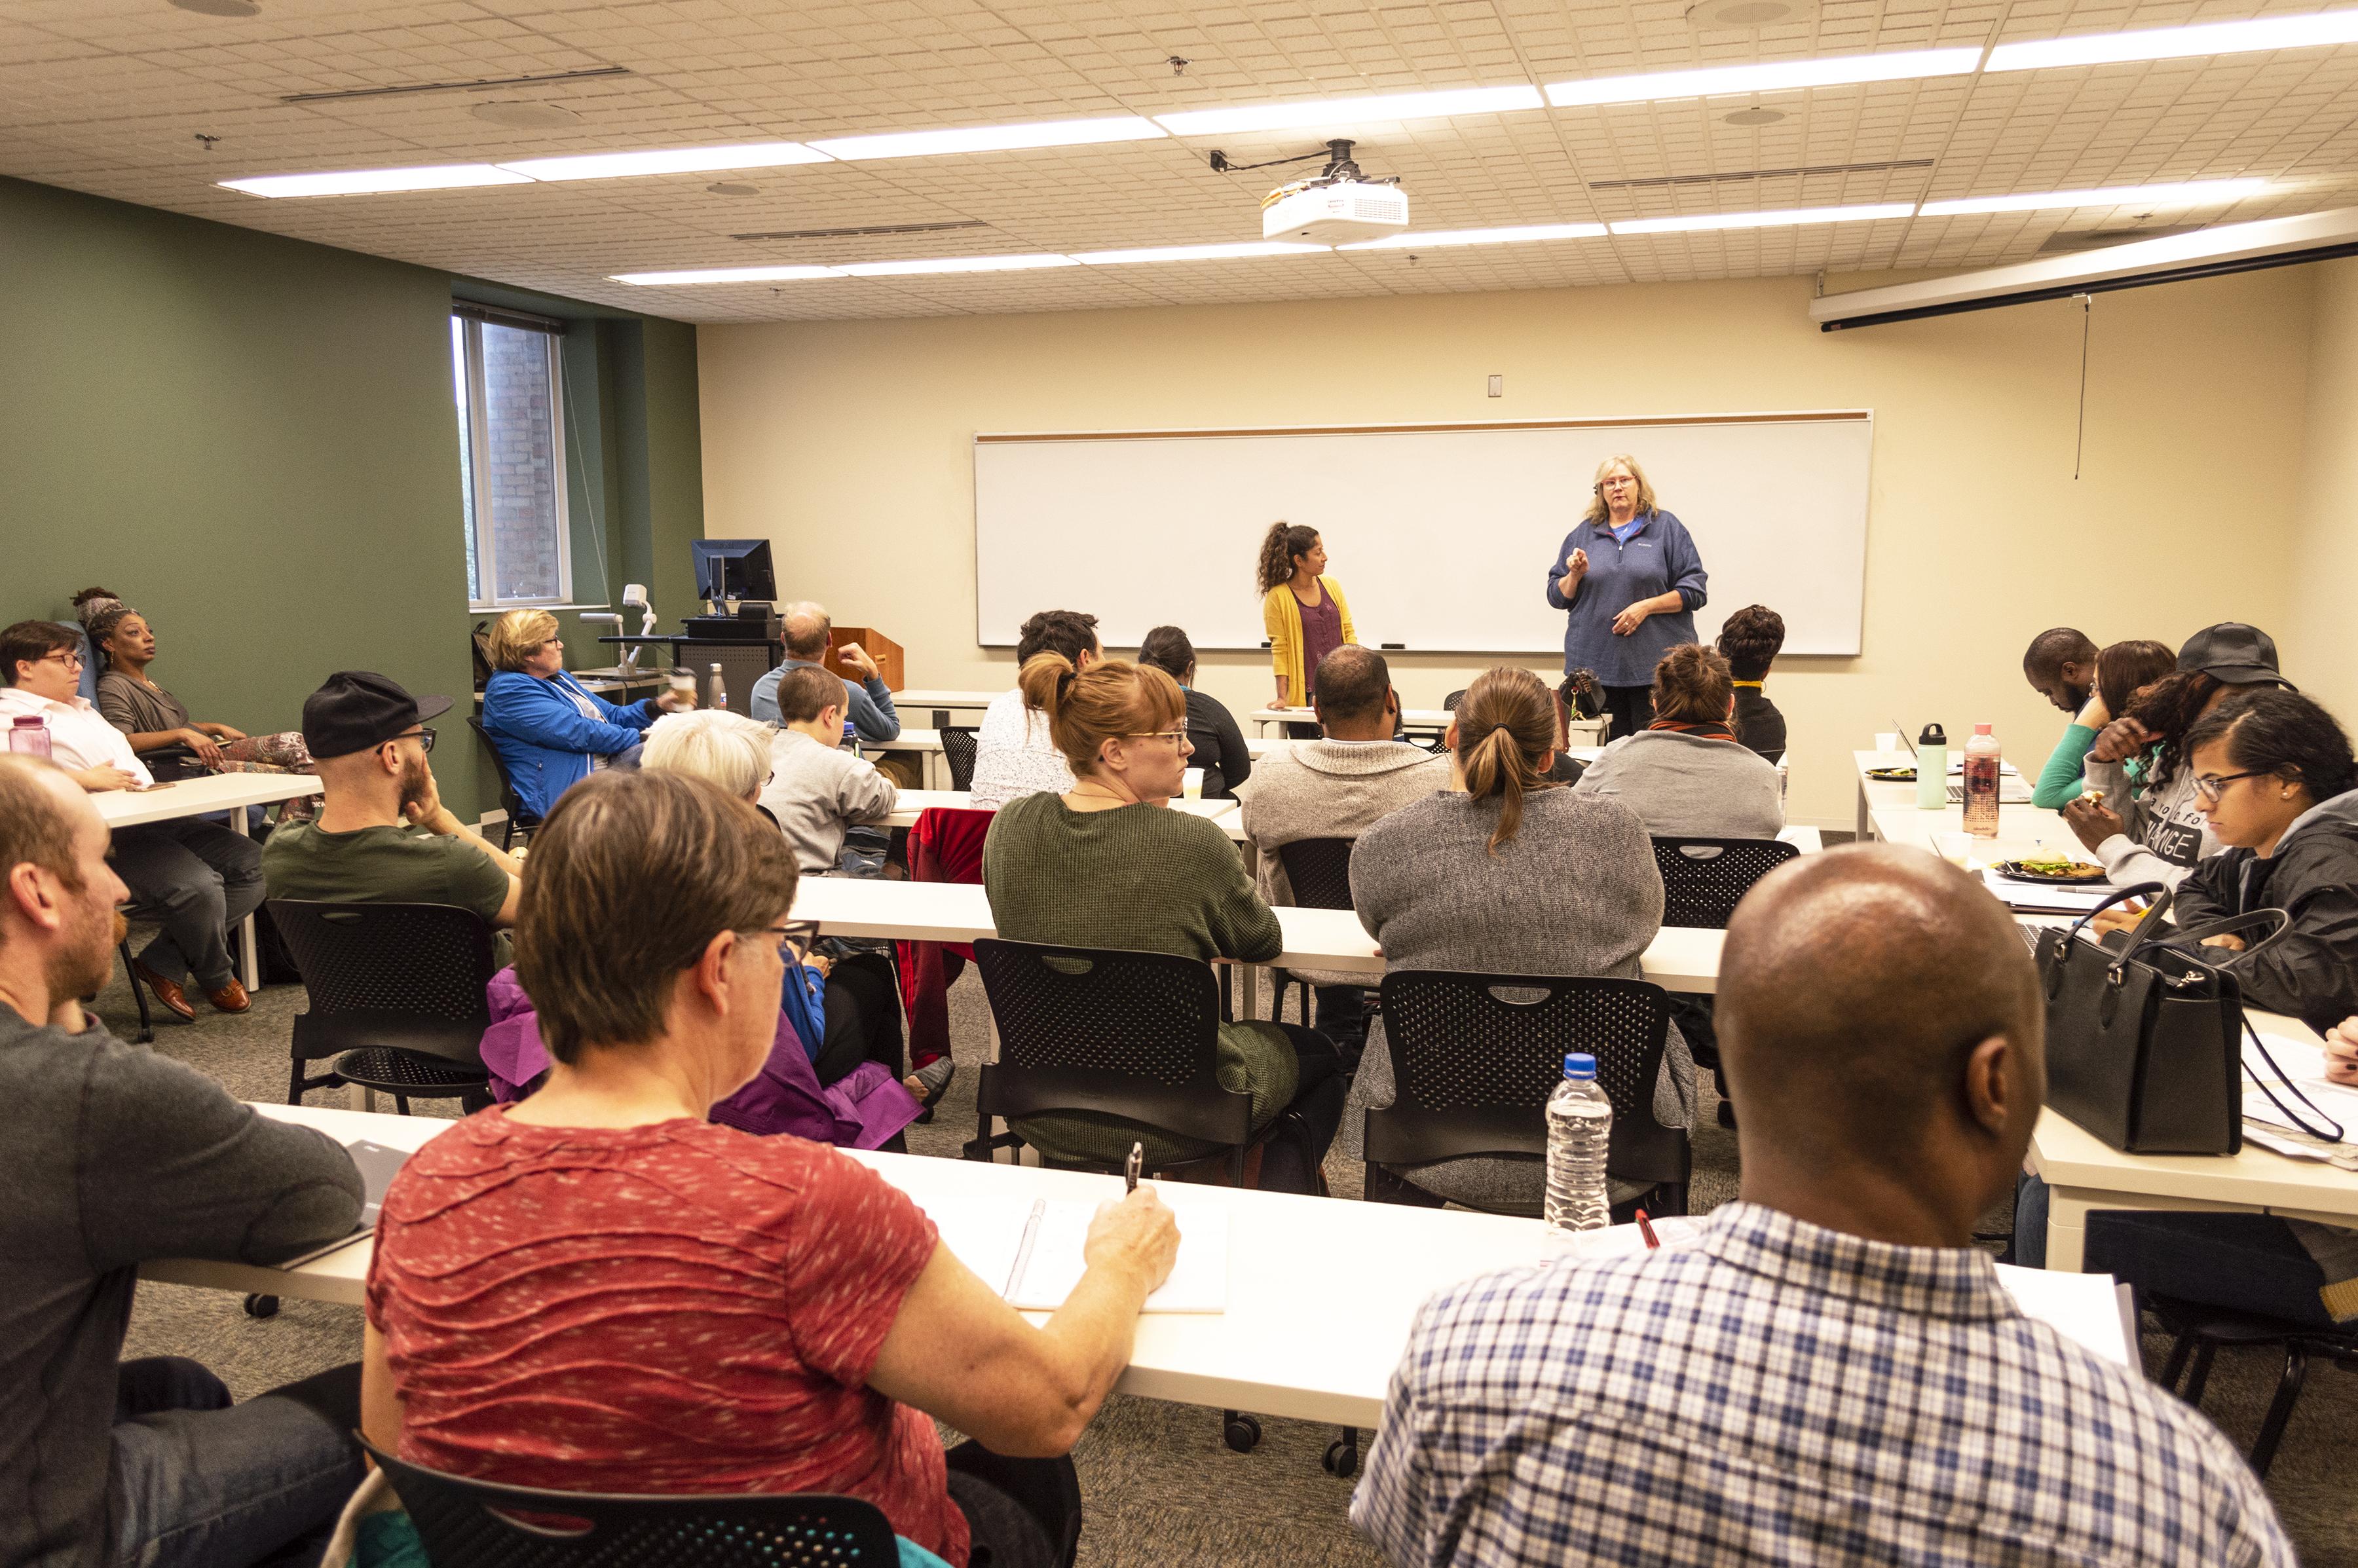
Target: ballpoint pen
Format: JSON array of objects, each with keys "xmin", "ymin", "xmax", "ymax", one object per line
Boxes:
[
  {"xmin": 1636, "ymin": 1208, "xmax": 1661, "ymax": 1250},
  {"xmin": 1125, "ymin": 1141, "xmax": 1143, "ymax": 1194}
]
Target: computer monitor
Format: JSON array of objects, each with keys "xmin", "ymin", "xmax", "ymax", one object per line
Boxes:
[{"xmin": 691, "ymin": 538, "xmax": 776, "ymax": 605}]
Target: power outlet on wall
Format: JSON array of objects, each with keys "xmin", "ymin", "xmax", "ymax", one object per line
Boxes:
[{"xmin": 1487, "ymin": 375, "xmax": 1503, "ymax": 398}]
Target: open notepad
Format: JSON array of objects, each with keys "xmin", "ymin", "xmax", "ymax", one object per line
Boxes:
[
  {"xmin": 2239, "ymin": 1032, "xmax": 2358, "ymax": 1167},
  {"xmin": 920, "ymin": 1195, "xmax": 1229, "ymax": 1313},
  {"xmin": 1553, "ymin": 1218, "xmax": 2136, "ymax": 1366}
]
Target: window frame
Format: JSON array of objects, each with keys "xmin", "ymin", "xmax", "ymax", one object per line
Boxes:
[{"xmin": 453, "ymin": 310, "xmax": 573, "ymax": 611}]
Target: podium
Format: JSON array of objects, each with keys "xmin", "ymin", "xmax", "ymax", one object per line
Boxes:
[{"xmin": 829, "ymin": 627, "xmax": 905, "ymax": 690}]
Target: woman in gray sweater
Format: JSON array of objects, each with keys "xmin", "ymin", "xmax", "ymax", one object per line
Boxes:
[
  {"xmin": 1573, "ymin": 642, "xmax": 1782, "ymax": 838},
  {"xmin": 1342, "ymin": 666, "xmax": 1694, "ymax": 1212}
]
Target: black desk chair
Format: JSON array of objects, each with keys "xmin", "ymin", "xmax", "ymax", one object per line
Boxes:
[
  {"xmin": 270, "ymin": 900, "xmax": 496, "ymax": 1114},
  {"xmin": 964, "ymin": 938, "xmax": 1290, "ymax": 1463},
  {"xmin": 1363, "ymin": 970, "xmax": 1688, "ymax": 1217},
  {"xmin": 1649, "ymin": 836, "xmax": 1798, "ymax": 1120},
  {"xmin": 466, "ymin": 715, "xmax": 542, "ymax": 848},
  {"xmin": 115, "ymin": 922, "xmax": 153, "ymax": 1043},
  {"xmin": 940, "ymin": 724, "xmax": 979, "ymax": 791},
  {"xmin": 359, "ymin": 1436, "xmax": 903, "ymax": 1568},
  {"xmin": 1271, "ymin": 836, "xmax": 1358, "ymax": 1031},
  {"xmin": 1649, "ymin": 836, "xmax": 1799, "ymax": 930},
  {"xmin": 2151, "ymin": 1296, "xmax": 2358, "ymax": 1479}
]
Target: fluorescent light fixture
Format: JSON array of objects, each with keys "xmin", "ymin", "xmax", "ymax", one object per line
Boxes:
[
  {"xmin": 1155, "ymin": 84, "xmax": 1544, "ymax": 137},
  {"xmin": 1611, "ymin": 202, "xmax": 1917, "ymax": 234},
  {"xmin": 1072, "ymin": 240, "xmax": 1329, "ymax": 264},
  {"xmin": 808, "ymin": 117, "xmax": 1163, "ymax": 161},
  {"xmin": 1987, "ymin": 8, "xmax": 2358, "ymax": 71},
  {"xmin": 1920, "ymin": 177, "xmax": 2273, "ymax": 217},
  {"xmin": 499, "ymin": 142, "xmax": 830, "ymax": 181},
  {"xmin": 610, "ymin": 264, "xmax": 844, "ymax": 286},
  {"xmin": 1548, "ymin": 47, "xmax": 1981, "ymax": 107},
  {"xmin": 1342, "ymin": 221, "xmax": 1609, "ymax": 249},
  {"xmin": 837, "ymin": 254, "xmax": 1081, "ymax": 276},
  {"xmin": 219, "ymin": 164, "xmax": 533, "ymax": 198}
]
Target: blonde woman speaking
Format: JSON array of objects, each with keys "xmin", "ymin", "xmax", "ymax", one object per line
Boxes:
[{"xmin": 1544, "ymin": 454, "xmax": 1708, "ymax": 742}]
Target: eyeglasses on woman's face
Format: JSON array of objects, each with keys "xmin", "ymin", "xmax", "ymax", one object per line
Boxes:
[
  {"xmin": 1125, "ymin": 730, "xmax": 1191, "ymax": 746},
  {"xmin": 760, "ymin": 918, "xmax": 823, "ymax": 967},
  {"xmin": 39, "ymin": 650, "xmax": 84, "ymax": 669},
  {"xmin": 2193, "ymin": 769, "xmax": 2271, "ymax": 805}
]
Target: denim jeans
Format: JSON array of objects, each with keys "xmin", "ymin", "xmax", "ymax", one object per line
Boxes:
[{"xmin": 107, "ymin": 1358, "xmax": 363, "ymax": 1568}]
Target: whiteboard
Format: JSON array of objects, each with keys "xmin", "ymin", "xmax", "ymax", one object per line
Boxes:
[{"xmin": 973, "ymin": 414, "xmax": 1872, "ymax": 657}]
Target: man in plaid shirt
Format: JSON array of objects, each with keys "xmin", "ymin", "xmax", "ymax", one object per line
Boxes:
[{"xmin": 1353, "ymin": 844, "xmax": 2295, "ymax": 1567}]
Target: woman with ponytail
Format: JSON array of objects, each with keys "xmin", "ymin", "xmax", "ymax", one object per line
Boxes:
[
  {"xmin": 981, "ymin": 651, "xmax": 1346, "ymax": 1192},
  {"xmin": 1340, "ymin": 667, "xmax": 1694, "ymax": 1212},
  {"xmin": 1256, "ymin": 523, "xmax": 1356, "ymax": 728}
]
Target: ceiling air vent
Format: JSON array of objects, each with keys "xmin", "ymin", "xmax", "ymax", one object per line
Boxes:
[
  {"xmin": 733, "ymin": 220, "xmax": 992, "ymax": 242},
  {"xmin": 2036, "ymin": 223, "xmax": 2206, "ymax": 255}
]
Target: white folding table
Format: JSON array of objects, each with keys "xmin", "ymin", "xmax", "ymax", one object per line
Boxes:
[
  {"xmin": 95, "ymin": 772, "xmax": 323, "ymax": 990},
  {"xmin": 142, "ymin": 1102, "xmax": 1550, "ymax": 1429}
]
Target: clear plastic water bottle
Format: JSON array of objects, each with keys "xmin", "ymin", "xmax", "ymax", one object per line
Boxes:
[
  {"xmin": 707, "ymin": 662, "xmax": 728, "ymax": 712},
  {"xmin": 1544, "ymin": 1053, "xmax": 1613, "ymax": 1239},
  {"xmin": 9, "ymin": 716, "xmax": 52, "ymax": 758},
  {"xmin": 1963, "ymin": 721, "xmax": 2003, "ymax": 838}
]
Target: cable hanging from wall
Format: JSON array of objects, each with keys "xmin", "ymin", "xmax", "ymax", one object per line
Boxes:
[{"xmin": 2074, "ymin": 292, "xmax": 2094, "ymax": 481}]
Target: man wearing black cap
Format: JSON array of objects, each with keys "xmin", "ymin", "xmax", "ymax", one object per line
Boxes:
[
  {"xmin": 261, "ymin": 673, "xmax": 521, "ymax": 962},
  {"xmin": 2065, "ymin": 623, "xmax": 2294, "ymax": 889}
]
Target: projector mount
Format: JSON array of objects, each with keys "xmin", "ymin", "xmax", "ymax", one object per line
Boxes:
[{"xmin": 1207, "ymin": 138, "xmax": 1396, "ymax": 188}]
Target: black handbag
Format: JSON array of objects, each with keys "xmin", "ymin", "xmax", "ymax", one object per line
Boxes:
[{"xmin": 2033, "ymin": 884, "xmax": 2292, "ymax": 1155}]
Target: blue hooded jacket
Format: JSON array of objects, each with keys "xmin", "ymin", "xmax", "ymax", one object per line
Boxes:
[{"xmin": 479, "ymin": 669, "xmax": 658, "ymax": 818}]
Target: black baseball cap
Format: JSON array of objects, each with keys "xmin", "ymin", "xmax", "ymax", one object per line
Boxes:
[
  {"xmin": 2177, "ymin": 623, "xmax": 2294, "ymax": 690},
  {"xmin": 301, "ymin": 671, "xmax": 452, "ymax": 759}
]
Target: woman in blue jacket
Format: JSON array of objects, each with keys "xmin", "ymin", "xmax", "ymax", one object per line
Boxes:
[
  {"xmin": 1543, "ymin": 454, "xmax": 1709, "ymax": 743},
  {"xmin": 479, "ymin": 608, "xmax": 692, "ymax": 819}
]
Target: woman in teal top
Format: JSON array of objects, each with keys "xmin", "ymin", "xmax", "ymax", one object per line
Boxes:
[{"xmin": 2031, "ymin": 639, "xmax": 2175, "ymax": 810}]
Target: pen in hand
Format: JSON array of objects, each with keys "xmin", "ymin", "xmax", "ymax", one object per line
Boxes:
[{"xmin": 1125, "ymin": 1141, "xmax": 1143, "ymax": 1194}]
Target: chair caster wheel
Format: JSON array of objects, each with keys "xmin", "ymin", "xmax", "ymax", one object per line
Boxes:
[
  {"xmin": 242, "ymin": 1294, "xmax": 280, "ymax": 1319},
  {"xmin": 1323, "ymin": 1438, "xmax": 1358, "ymax": 1478},
  {"xmin": 1222, "ymin": 1413, "xmax": 1261, "ymax": 1453}
]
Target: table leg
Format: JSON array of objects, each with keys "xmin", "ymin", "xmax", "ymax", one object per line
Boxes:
[
  {"xmin": 234, "ymin": 804, "xmax": 261, "ymax": 990},
  {"xmin": 2046, "ymin": 1187, "xmax": 2092, "ymax": 1271},
  {"xmin": 1856, "ymin": 779, "xmax": 1873, "ymax": 843},
  {"xmin": 1239, "ymin": 963, "xmax": 1262, "ymax": 1021}
]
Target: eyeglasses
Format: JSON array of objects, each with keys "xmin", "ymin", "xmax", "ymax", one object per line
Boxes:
[
  {"xmin": 385, "ymin": 726, "xmax": 437, "ymax": 754},
  {"xmin": 1125, "ymin": 730, "xmax": 1191, "ymax": 745},
  {"xmin": 761, "ymin": 919, "xmax": 823, "ymax": 966},
  {"xmin": 39, "ymin": 650, "xmax": 84, "ymax": 669},
  {"xmin": 2193, "ymin": 770, "xmax": 2270, "ymax": 804}
]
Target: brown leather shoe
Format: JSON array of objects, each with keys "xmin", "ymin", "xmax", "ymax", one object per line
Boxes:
[
  {"xmin": 204, "ymin": 979, "xmax": 251, "ymax": 1015},
  {"xmin": 130, "ymin": 960, "xmax": 196, "ymax": 1023}
]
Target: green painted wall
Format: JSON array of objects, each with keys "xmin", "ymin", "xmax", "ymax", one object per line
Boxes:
[{"xmin": 0, "ymin": 176, "xmax": 699, "ymax": 821}]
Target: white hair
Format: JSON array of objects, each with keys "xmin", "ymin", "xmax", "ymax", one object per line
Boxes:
[{"xmin": 641, "ymin": 709, "xmax": 774, "ymax": 801}]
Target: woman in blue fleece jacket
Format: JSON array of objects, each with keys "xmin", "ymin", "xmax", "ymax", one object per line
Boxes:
[{"xmin": 478, "ymin": 608, "xmax": 692, "ymax": 817}]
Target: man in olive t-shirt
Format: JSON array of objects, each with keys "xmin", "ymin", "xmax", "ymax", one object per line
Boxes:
[{"xmin": 262, "ymin": 673, "xmax": 521, "ymax": 964}]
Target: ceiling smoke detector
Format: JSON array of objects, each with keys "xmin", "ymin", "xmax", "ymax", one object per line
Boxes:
[
  {"xmin": 1723, "ymin": 107, "xmax": 1787, "ymax": 126},
  {"xmin": 1687, "ymin": 0, "xmax": 1811, "ymax": 29},
  {"xmin": 471, "ymin": 101, "xmax": 582, "ymax": 130}
]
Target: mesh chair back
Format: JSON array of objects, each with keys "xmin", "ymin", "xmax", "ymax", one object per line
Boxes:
[
  {"xmin": 1442, "ymin": 688, "xmax": 1467, "ymax": 711},
  {"xmin": 940, "ymin": 725, "xmax": 979, "ymax": 791},
  {"xmin": 973, "ymin": 939, "xmax": 1252, "ymax": 1151},
  {"xmin": 1651, "ymin": 836, "xmax": 1800, "ymax": 929},
  {"xmin": 466, "ymin": 716, "xmax": 540, "ymax": 831},
  {"xmin": 1366, "ymin": 971, "xmax": 1684, "ymax": 1187},
  {"xmin": 271, "ymin": 901, "xmax": 497, "ymax": 1066},
  {"xmin": 361, "ymin": 1438, "xmax": 900, "ymax": 1568},
  {"xmin": 1275, "ymin": 837, "xmax": 1355, "ymax": 910}
]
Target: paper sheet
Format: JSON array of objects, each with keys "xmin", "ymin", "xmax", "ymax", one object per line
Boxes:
[
  {"xmin": 1981, "ymin": 870, "xmax": 2119, "ymax": 914},
  {"xmin": 1993, "ymin": 1263, "xmax": 2135, "ymax": 1366},
  {"xmin": 2239, "ymin": 1032, "xmax": 2358, "ymax": 1144},
  {"xmin": 919, "ymin": 1193, "xmax": 1229, "ymax": 1313}
]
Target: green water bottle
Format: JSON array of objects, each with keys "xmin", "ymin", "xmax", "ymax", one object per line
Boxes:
[{"xmin": 1916, "ymin": 722, "xmax": 1949, "ymax": 810}]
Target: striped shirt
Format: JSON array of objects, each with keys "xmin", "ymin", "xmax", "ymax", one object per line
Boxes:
[{"xmin": 1353, "ymin": 1201, "xmax": 2294, "ymax": 1567}]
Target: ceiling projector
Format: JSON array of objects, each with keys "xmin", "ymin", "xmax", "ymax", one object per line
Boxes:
[{"xmin": 1235, "ymin": 139, "xmax": 1408, "ymax": 244}]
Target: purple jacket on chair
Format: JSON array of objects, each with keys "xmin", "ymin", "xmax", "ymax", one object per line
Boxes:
[{"xmin": 477, "ymin": 967, "xmax": 920, "ymax": 1149}]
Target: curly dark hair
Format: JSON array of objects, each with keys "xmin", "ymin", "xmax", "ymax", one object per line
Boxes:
[
  {"xmin": 1015, "ymin": 609, "xmax": 1099, "ymax": 669},
  {"xmin": 2094, "ymin": 639, "xmax": 2176, "ymax": 721},
  {"xmin": 2184, "ymin": 688, "xmax": 2357, "ymax": 803},
  {"xmin": 2123, "ymin": 670, "xmax": 2223, "ymax": 791},
  {"xmin": 1256, "ymin": 523, "xmax": 1320, "ymax": 596},
  {"xmin": 1715, "ymin": 605, "xmax": 1785, "ymax": 681}
]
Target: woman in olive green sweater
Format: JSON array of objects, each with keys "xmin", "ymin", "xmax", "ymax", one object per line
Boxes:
[{"xmin": 982, "ymin": 651, "xmax": 1345, "ymax": 1192}]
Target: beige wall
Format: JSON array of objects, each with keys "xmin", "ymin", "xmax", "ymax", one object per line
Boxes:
[
  {"xmin": 698, "ymin": 269, "xmax": 2311, "ymax": 826},
  {"xmin": 2290, "ymin": 259, "xmax": 2358, "ymax": 728}
]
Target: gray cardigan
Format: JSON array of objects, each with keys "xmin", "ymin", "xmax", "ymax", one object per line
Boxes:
[
  {"xmin": 1341, "ymin": 787, "xmax": 1696, "ymax": 1214},
  {"xmin": 1571, "ymin": 728, "xmax": 1784, "ymax": 838}
]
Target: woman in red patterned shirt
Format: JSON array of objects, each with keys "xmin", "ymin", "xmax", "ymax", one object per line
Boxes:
[{"xmin": 359, "ymin": 770, "xmax": 1177, "ymax": 1568}]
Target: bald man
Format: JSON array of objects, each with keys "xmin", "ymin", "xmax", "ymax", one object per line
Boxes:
[
  {"xmin": 748, "ymin": 600, "xmax": 902, "ymax": 744},
  {"xmin": 1354, "ymin": 844, "xmax": 2294, "ymax": 1568}
]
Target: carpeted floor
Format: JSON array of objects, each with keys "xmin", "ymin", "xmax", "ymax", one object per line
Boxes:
[{"xmin": 105, "ymin": 943, "xmax": 2358, "ymax": 1567}]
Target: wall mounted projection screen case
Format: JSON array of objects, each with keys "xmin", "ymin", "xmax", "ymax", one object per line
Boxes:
[{"xmin": 972, "ymin": 414, "xmax": 1873, "ymax": 656}]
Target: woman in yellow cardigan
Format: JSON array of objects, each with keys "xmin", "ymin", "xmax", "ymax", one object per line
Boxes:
[{"xmin": 1257, "ymin": 523, "xmax": 1357, "ymax": 731}]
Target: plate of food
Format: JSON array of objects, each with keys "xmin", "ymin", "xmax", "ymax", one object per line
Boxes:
[
  {"xmin": 1866, "ymin": 766, "xmax": 1916, "ymax": 781},
  {"xmin": 1996, "ymin": 851, "xmax": 2108, "ymax": 885}
]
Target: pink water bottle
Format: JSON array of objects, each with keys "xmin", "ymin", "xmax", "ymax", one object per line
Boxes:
[
  {"xmin": 1962, "ymin": 722, "xmax": 2002, "ymax": 838},
  {"xmin": 8, "ymin": 715, "xmax": 51, "ymax": 758}
]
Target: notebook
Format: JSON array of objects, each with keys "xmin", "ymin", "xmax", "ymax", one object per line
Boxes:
[
  {"xmin": 281, "ymin": 1138, "xmax": 412, "ymax": 1267},
  {"xmin": 920, "ymin": 1193, "xmax": 1229, "ymax": 1313}
]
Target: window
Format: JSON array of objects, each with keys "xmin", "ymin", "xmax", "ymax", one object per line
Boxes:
[{"xmin": 452, "ymin": 310, "xmax": 570, "ymax": 607}]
